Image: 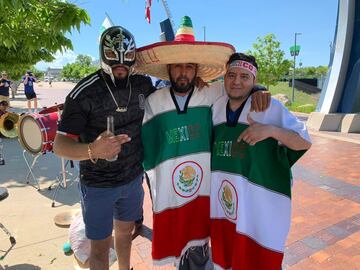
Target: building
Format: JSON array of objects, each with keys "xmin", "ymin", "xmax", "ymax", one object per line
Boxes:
[{"xmin": 44, "ymin": 67, "xmax": 62, "ymax": 81}]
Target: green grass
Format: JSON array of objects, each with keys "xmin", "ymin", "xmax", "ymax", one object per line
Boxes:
[{"xmin": 269, "ymin": 82, "xmax": 319, "ymax": 113}]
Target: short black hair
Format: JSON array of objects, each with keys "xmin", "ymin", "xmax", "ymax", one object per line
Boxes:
[
  {"xmin": 0, "ymin": 100, "xmax": 9, "ymax": 106},
  {"xmin": 226, "ymin": 53, "xmax": 258, "ymax": 70}
]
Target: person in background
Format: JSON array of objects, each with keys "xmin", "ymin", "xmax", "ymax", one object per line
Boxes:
[
  {"xmin": 21, "ymin": 71, "xmax": 38, "ymax": 113},
  {"xmin": 0, "ymin": 71, "xmax": 11, "ymax": 106},
  {"xmin": 0, "ymin": 100, "xmax": 9, "ymax": 117},
  {"xmin": 10, "ymin": 80, "xmax": 18, "ymax": 99}
]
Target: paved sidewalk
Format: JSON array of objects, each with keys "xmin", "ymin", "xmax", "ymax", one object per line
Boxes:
[
  {"xmin": 284, "ymin": 135, "xmax": 360, "ymax": 269},
  {"xmin": 0, "ymin": 83, "xmax": 359, "ymax": 269}
]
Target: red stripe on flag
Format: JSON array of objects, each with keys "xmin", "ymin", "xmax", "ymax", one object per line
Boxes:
[
  {"xmin": 152, "ymin": 196, "xmax": 210, "ymax": 260},
  {"xmin": 145, "ymin": 0, "xmax": 151, "ymax": 24},
  {"xmin": 211, "ymin": 219, "xmax": 284, "ymax": 270},
  {"xmin": 211, "ymin": 219, "xmax": 236, "ymax": 269}
]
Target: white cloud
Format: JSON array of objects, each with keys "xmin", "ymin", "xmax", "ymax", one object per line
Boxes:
[{"xmin": 35, "ymin": 50, "xmax": 96, "ymax": 71}]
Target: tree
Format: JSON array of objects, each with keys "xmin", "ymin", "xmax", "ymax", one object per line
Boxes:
[
  {"xmin": 0, "ymin": 0, "xmax": 90, "ymax": 73},
  {"xmin": 62, "ymin": 54, "xmax": 98, "ymax": 80},
  {"xmin": 76, "ymin": 55, "xmax": 93, "ymax": 67},
  {"xmin": 295, "ymin": 66, "xmax": 329, "ymax": 78},
  {"xmin": 248, "ymin": 34, "xmax": 292, "ymax": 90},
  {"xmin": 316, "ymin": 66, "xmax": 328, "ymax": 77}
]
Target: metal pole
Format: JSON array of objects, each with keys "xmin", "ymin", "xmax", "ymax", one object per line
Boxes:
[
  {"xmin": 203, "ymin": 26, "xmax": 206, "ymax": 41},
  {"xmin": 61, "ymin": 157, "xmax": 67, "ymax": 188},
  {"xmin": 160, "ymin": 0, "xmax": 176, "ymax": 34},
  {"xmin": 291, "ymin": 33, "xmax": 297, "ymax": 103},
  {"xmin": 105, "ymin": 12, "xmax": 115, "ymax": 26}
]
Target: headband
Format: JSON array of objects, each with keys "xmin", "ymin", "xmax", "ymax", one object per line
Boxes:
[{"xmin": 228, "ymin": 60, "xmax": 257, "ymax": 78}]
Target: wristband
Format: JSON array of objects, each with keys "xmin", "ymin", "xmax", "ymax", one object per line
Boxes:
[{"xmin": 87, "ymin": 143, "xmax": 98, "ymax": 164}]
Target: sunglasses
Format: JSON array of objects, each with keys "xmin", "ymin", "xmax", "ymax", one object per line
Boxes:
[{"xmin": 0, "ymin": 101, "xmax": 9, "ymax": 106}]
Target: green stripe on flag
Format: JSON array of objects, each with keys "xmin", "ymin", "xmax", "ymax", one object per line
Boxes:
[
  {"xmin": 212, "ymin": 123, "xmax": 306, "ymax": 197},
  {"xmin": 142, "ymin": 107, "xmax": 212, "ymax": 170}
]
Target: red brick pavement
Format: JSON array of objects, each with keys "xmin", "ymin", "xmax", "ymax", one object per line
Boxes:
[
  {"xmin": 299, "ymin": 135, "xmax": 360, "ymax": 186},
  {"xmin": 129, "ymin": 133, "xmax": 360, "ymax": 270},
  {"xmin": 285, "ymin": 134, "xmax": 360, "ymax": 270}
]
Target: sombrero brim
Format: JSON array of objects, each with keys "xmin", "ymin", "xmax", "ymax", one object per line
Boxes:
[{"xmin": 134, "ymin": 41, "xmax": 235, "ymax": 81}]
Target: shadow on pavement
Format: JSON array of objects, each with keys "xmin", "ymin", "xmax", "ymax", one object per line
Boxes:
[
  {"xmin": 0, "ymin": 137, "xmax": 80, "ymax": 207},
  {"xmin": 0, "ymin": 264, "xmax": 41, "ymax": 270}
]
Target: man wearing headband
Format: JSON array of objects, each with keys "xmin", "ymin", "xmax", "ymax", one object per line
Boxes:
[
  {"xmin": 210, "ymin": 53, "xmax": 312, "ymax": 270},
  {"xmin": 138, "ymin": 16, "xmax": 270, "ymax": 269}
]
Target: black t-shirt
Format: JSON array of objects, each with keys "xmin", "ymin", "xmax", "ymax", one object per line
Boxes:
[
  {"xmin": 0, "ymin": 79, "xmax": 11, "ymax": 96},
  {"xmin": 57, "ymin": 70, "xmax": 155, "ymax": 187}
]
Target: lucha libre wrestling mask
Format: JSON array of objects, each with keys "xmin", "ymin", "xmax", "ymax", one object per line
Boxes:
[{"xmin": 99, "ymin": 26, "xmax": 136, "ymax": 82}]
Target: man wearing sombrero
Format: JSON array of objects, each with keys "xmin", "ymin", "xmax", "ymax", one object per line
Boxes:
[{"xmin": 138, "ymin": 16, "xmax": 270, "ymax": 268}]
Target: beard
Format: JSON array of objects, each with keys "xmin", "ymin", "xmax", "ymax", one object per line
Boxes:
[
  {"xmin": 112, "ymin": 65, "xmax": 129, "ymax": 88},
  {"xmin": 170, "ymin": 75, "xmax": 196, "ymax": 93},
  {"xmin": 114, "ymin": 76, "xmax": 128, "ymax": 88},
  {"xmin": 102, "ymin": 69, "xmax": 128, "ymax": 88}
]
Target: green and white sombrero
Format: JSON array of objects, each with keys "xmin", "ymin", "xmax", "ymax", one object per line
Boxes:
[{"xmin": 135, "ymin": 16, "xmax": 235, "ymax": 81}]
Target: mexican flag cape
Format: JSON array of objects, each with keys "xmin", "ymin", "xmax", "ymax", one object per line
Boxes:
[
  {"xmin": 142, "ymin": 84, "xmax": 223, "ymax": 265},
  {"xmin": 211, "ymin": 96, "xmax": 311, "ymax": 270}
]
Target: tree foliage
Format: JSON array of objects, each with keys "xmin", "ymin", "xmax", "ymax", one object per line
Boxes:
[
  {"xmin": 0, "ymin": 0, "xmax": 90, "ymax": 76},
  {"xmin": 5, "ymin": 65, "xmax": 42, "ymax": 82},
  {"xmin": 248, "ymin": 34, "xmax": 292, "ymax": 90},
  {"xmin": 296, "ymin": 66, "xmax": 328, "ymax": 78},
  {"xmin": 62, "ymin": 54, "xmax": 98, "ymax": 80}
]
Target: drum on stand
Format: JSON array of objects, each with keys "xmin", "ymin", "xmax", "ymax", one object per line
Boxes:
[
  {"xmin": 17, "ymin": 105, "xmax": 62, "ymax": 190},
  {"xmin": 39, "ymin": 103, "xmax": 64, "ymax": 115},
  {"xmin": 17, "ymin": 104, "xmax": 78, "ymax": 206},
  {"xmin": 17, "ymin": 112, "xmax": 59, "ymax": 155}
]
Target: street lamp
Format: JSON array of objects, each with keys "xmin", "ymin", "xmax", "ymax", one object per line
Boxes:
[{"xmin": 290, "ymin": 32, "xmax": 301, "ymax": 103}]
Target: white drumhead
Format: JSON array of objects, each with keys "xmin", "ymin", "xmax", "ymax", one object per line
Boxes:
[{"xmin": 19, "ymin": 116, "xmax": 42, "ymax": 153}]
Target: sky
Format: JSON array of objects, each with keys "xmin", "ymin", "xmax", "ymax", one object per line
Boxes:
[{"xmin": 36, "ymin": 0, "xmax": 339, "ymax": 70}]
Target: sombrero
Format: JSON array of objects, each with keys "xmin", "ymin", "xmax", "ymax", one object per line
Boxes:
[{"xmin": 135, "ymin": 16, "xmax": 235, "ymax": 81}]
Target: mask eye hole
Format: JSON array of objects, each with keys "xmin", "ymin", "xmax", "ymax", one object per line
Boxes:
[
  {"xmin": 104, "ymin": 49, "xmax": 117, "ymax": 60},
  {"xmin": 124, "ymin": 51, "xmax": 135, "ymax": 61}
]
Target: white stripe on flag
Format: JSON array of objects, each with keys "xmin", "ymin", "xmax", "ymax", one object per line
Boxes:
[
  {"xmin": 99, "ymin": 14, "xmax": 115, "ymax": 41},
  {"xmin": 148, "ymin": 152, "xmax": 211, "ymax": 213},
  {"xmin": 211, "ymin": 171, "xmax": 291, "ymax": 252}
]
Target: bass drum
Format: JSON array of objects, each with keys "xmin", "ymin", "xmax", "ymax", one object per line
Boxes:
[
  {"xmin": 17, "ymin": 112, "xmax": 59, "ymax": 155},
  {"xmin": 39, "ymin": 103, "xmax": 64, "ymax": 115}
]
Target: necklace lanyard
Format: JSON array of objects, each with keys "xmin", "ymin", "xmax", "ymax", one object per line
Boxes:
[{"xmin": 103, "ymin": 76, "xmax": 132, "ymax": 113}]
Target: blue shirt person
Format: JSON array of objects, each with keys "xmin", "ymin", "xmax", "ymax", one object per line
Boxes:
[{"xmin": 21, "ymin": 71, "xmax": 38, "ymax": 113}]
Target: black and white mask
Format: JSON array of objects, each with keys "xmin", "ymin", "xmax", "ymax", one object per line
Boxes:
[{"xmin": 99, "ymin": 26, "xmax": 136, "ymax": 82}]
